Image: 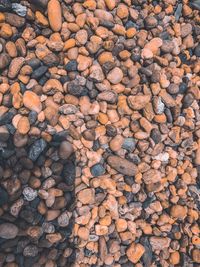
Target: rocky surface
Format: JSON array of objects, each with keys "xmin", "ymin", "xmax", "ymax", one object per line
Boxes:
[{"xmin": 0, "ymin": 0, "xmax": 200, "ymax": 267}]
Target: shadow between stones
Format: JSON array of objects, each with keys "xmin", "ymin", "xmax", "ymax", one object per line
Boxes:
[{"xmin": 0, "ymin": 132, "xmax": 76, "ymax": 267}]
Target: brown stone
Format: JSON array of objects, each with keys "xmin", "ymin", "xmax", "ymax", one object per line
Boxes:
[
  {"xmin": 107, "ymin": 156, "xmax": 138, "ymax": 176},
  {"xmin": 48, "ymin": 0, "xmax": 62, "ymax": 32},
  {"xmin": 17, "ymin": 116, "xmax": 30, "ymax": 135},
  {"xmin": 127, "ymin": 243, "xmax": 145, "ymax": 264},
  {"xmin": 128, "ymin": 95, "xmax": 151, "ymax": 110},
  {"xmin": 23, "ymin": 91, "xmax": 42, "ymax": 113},
  {"xmin": 78, "ymin": 188, "xmax": 95, "ymax": 205},
  {"xmin": 170, "ymin": 205, "xmax": 187, "ymax": 220}
]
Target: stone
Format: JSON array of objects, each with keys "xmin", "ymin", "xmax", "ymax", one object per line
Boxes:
[
  {"xmin": 17, "ymin": 116, "xmax": 30, "ymax": 134},
  {"xmin": 0, "ymin": 0, "xmax": 11, "ymax": 11},
  {"xmin": 107, "ymin": 67, "xmax": 123, "ymax": 84},
  {"xmin": 0, "ymin": 125, "xmax": 9, "ymax": 141},
  {"xmin": 115, "ymin": 218, "xmax": 127, "ymax": 232},
  {"xmin": 12, "ymin": 3, "xmax": 27, "ymax": 17},
  {"xmin": 194, "ymin": 44, "xmax": 200, "ymax": 57},
  {"xmin": 23, "ymin": 187, "xmax": 38, "ymax": 201},
  {"xmin": 128, "ymin": 95, "xmax": 151, "ymax": 110},
  {"xmin": 23, "ymin": 245, "xmax": 38, "ymax": 257},
  {"xmin": 150, "ymin": 128, "xmax": 161, "ymax": 144},
  {"xmin": 122, "ymin": 138, "xmax": 136, "ymax": 152},
  {"xmin": 0, "ymin": 223, "xmax": 18, "ymax": 239},
  {"xmin": 143, "ymin": 169, "xmax": 161, "ymax": 185},
  {"xmin": 28, "ymin": 138, "xmax": 47, "ymax": 161},
  {"xmin": 8, "ymin": 57, "xmax": 25, "ymax": 79},
  {"xmin": 170, "ymin": 205, "xmax": 187, "ymax": 220},
  {"xmin": 91, "ymin": 164, "xmax": 105, "ymax": 177},
  {"xmin": 5, "ymin": 13, "xmax": 25, "ymax": 27},
  {"xmin": 65, "ymin": 60, "xmax": 77, "ymax": 71},
  {"xmin": 107, "ymin": 156, "xmax": 138, "ymax": 176},
  {"xmin": 78, "ymin": 188, "xmax": 95, "ymax": 205},
  {"xmin": 0, "ymin": 53, "xmax": 10, "ymax": 69},
  {"xmin": 23, "ymin": 91, "xmax": 42, "ymax": 113},
  {"xmin": 48, "ymin": 0, "xmax": 62, "ymax": 31},
  {"xmin": 150, "ymin": 237, "xmax": 170, "ymax": 251},
  {"xmin": 58, "ymin": 211, "xmax": 71, "ymax": 227},
  {"xmin": 31, "ymin": 66, "xmax": 48, "ymax": 80},
  {"xmin": 182, "ymin": 93, "xmax": 194, "ymax": 108},
  {"xmin": 192, "ymin": 249, "xmax": 200, "ymax": 263},
  {"xmin": 58, "ymin": 141, "xmax": 74, "ymax": 159},
  {"xmin": 127, "ymin": 243, "xmax": 145, "ymax": 264},
  {"xmin": 97, "ymin": 90, "xmax": 118, "ymax": 104},
  {"xmin": 0, "ymin": 186, "xmax": 8, "ymax": 206}
]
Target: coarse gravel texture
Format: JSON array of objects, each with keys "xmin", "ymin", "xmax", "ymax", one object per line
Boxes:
[{"xmin": 0, "ymin": 0, "xmax": 200, "ymax": 267}]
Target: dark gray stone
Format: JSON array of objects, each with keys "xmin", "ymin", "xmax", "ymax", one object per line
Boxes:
[
  {"xmin": 28, "ymin": 139, "xmax": 47, "ymax": 161},
  {"xmin": 91, "ymin": 164, "xmax": 105, "ymax": 177}
]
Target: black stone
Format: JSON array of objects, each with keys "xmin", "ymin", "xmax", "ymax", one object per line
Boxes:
[
  {"xmin": 182, "ymin": 93, "xmax": 194, "ymax": 108},
  {"xmin": 26, "ymin": 58, "xmax": 41, "ymax": 70},
  {"xmin": 99, "ymin": 20, "xmax": 114, "ymax": 29},
  {"xmin": 65, "ymin": 60, "xmax": 77, "ymax": 71},
  {"xmin": 38, "ymin": 75, "xmax": 48, "ymax": 86},
  {"xmin": 194, "ymin": 44, "xmax": 200, "ymax": 57},
  {"xmin": 0, "ymin": 186, "xmax": 8, "ymax": 207},
  {"xmin": 28, "ymin": 111, "xmax": 38, "ymax": 125},
  {"xmin": 0, "ymin": 0, "xmax": 11, "ymax": 11},
  {"xmin": 179, "ymin": 83, "xmax": 187, "ymax": 94},
  {"xmin": 62, "ymin": 159, "xmax": 76, "ymax": 186},
  {"xmin": 90, "ymin": 164, "xmax": 105, "ymax": 177},
  {"xmin": 31, "ymin": 66, "xmax": 48, "ymax": 80},
  {"xmin": 60, "ymin": 76, "xmax": 70, "ymax": 84},
  {"xmin": 68, "ymin": 81, "xmax": 87, "ymax": 97},
  {"xmin": 28, "ymin": 138, "xmax": 47, "ymax": 161},
  {"xmin": 150, "ymin": 128, "xmax": 162, "ymax": 144},
  {"xmin": 190, "ymin": 0, "xmax": 200, "ymax": 11},
  {"xmin": 0, "ymin": 110, "xmax": 15, "ymax": 126},
  {"xmin": 106, "ymin": 124, "xmax": 117, "ymax": 137}
]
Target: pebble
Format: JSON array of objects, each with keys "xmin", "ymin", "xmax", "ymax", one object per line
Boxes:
[
  {"xmin": 0, "ymin": 53, "xmax": 10, "ymax": 69},
  {"xmin": 170, "ymin": 205, "xmax": 187, "ymax": 220},
  {"xmin": 28, "ymin": 138, "xmax": 47, "ymax": 161},
  {"xmin": 48, "ymin": 0, "xmax": 62, "ymax": 32},
  {"xmin": 8, "ymin": 57, "xmax": 25, "ymax": 79},
  {"xmin": 90, "ymin": 164, "xmax": 105, "ymax": 177},
  {"xmin": 17, "ymin": 116, "xmax": 30, "ymax": 134},
  {"xmin": 127, "ymin": 243, "xmax": 145, "ymax": 264},
  {"xmin": 78, "ymin": 188, "xmax": 95, "ymax": 205},
  {"xmin": 128, "ymin": 95, "xmax": 151, "ymax": 110},
  {"xmin": 58, "ymin": 141, "xmax": 74, "ymax": 160},
  {"xmin": 0, "ymin": 186, "xmax": 8, "ymax": 206},
  {"xmin": 0, "ymin": 223, "xmax": 19, "ymax": 239},
  {"xmin": 150, "ymin": 128, "xmax": 162, "ymax": 144},
  {"xmin": 107, "ymin": 67, "xmax": 123, "ymax": 84},
  {"xmin": 107, "ymin": 156, "xmax": 138, "ymax": 176},
  {"xmin": 23, "ymin": 91, "xmax": 42, "ymax": 113},
  {"xmin": 23, "ymin": 187, "xmax": 38, "ymax": 201},
  {"xmin": 143, "ymin": 169, "xmax": 161, "ymax": 185},
  {"xmin": 122, "ymin": 138, "xmax": 136, "ymax": 152}
]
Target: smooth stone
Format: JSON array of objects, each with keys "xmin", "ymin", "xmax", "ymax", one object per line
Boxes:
[{"xmin": 90, "ymin": 164, "xmax": 105, "ymax": 177}]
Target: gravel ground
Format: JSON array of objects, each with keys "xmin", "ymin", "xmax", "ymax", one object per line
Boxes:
[{"xmin": 0, "ymin": 0, "xmax": 200, "ymax": 266}]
